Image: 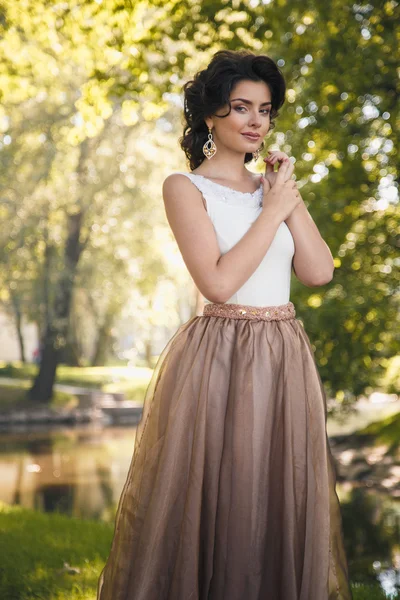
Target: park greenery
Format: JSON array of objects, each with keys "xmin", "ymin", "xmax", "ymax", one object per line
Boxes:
[
  {"xmin": 0, "ymin": 0, "xmax": 398, "ymax": 409},
  {"xmin": 0, "ymin": 501, "xmax": 396, "ymax": 600},
  {"xmin": 0, "ymin": 503, "xmax": 399, "ymax": 600},
  {"xmin": 0, "ymin": 501, "xmax": 112, "ymax": 600}
]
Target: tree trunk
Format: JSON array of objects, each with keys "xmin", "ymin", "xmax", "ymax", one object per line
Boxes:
[
  {"xmin": 29, "ymin": 332, "xmax": 60, "ymax": 402},
  {"xmin": 29, "ymin": 211, "xmax": 85, "ymax": 403},
  {"xmin": 92, "ymin": 316, "xmax": 113, "ymax": 366},
  {"xmin": 10, "ymin": 293, "xmax": 26, "ymax": 363},
  {"xmin": 63, "ymin": 338, "xmax": 82, "ymax": 367}
]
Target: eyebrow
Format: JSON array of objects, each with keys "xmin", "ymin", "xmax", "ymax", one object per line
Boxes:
[{"xmin": 231, "ymin": 98, "xmax": 272, "ymax": 106}]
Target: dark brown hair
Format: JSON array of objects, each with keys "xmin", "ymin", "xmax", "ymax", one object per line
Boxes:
[{"xmin": 179, "ymin": 49, "xmax": 286, "ymax": 171}]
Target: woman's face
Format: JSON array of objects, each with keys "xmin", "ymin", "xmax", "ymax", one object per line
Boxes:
[{"xmin": 206, "ymin": 79, "xmax": 272, "ymax": 154}]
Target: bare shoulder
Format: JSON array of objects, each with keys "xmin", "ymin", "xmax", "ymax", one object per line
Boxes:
[
  {"xmin": 162, "ymin": 172, "xmax": 192, "ymax": 196},
  {"xmin": 161, "ymin": 173, "xmax": 220, "ymax": 303},
  {"xmin": 162, "ymin": 172, "xmax": 207, "ymax": 211}
]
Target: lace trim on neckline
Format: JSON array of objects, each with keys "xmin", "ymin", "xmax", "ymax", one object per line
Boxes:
[
  {"xmin": 191, "ymin": 173, "xmax": 262, "ymax": 197},
  {"xmin": 176, "ymin": 172, "xmax": 263, "ymax": 208}
]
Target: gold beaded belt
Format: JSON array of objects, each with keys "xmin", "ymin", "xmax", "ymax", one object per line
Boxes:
[{"xmin": 203, "ymin": 301, "xmax": 296, "ymax": 322}]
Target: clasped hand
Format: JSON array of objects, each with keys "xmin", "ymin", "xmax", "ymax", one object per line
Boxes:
[
  {"xmin": 262, "ymin": 150, "xmax": 295, "ymax": 189},
  {"xmin": 259, "ymin": 151, "xmax": 301, "ymax": 221}
]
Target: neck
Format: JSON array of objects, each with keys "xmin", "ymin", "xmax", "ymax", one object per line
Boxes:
[{"xmin": 197, "ymin": 152, "xmax": 254, "ymax": 182}]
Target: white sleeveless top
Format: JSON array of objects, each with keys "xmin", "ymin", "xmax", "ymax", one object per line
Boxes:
[{"xmin": 174, "ymin": 172, "xmax": 295, "ymax": 307}]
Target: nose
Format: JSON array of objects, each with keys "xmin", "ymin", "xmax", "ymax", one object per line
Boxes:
[{"xmin": 248, "ymin": 110, "xmax": 262, "ymax": 128}]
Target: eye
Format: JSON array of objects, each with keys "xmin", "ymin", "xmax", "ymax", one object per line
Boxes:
[{"xmin": 234, "ymin": 106, "xmax": 270, "ymax": 115}]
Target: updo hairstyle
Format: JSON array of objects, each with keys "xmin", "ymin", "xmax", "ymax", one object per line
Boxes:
[{"xmin": 180, "ymin": 49, "xmax": 286, "ymax": 171}]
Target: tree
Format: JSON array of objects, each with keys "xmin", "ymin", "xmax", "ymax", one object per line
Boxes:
[{"xmin": 0, "ymin": 0, "xmax": 398, "ymax": 403}]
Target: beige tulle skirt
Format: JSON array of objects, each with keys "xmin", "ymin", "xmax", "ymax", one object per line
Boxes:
[{"xmin": 97, "ymin": 301, "xmax": 352, "ymax": 600}]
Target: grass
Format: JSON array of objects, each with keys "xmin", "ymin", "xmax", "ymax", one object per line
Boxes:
[
  {"xmin": 0, "ymin": 361, "xmax": 154, "ymax": 386},
  {"xmin": 0, "ymin": 502, "xmax": 113, "ymax": 600},
  {"xmin": 0, "ymin": 382, "xmax": 79, "ymax": 411},
  {"xmin": 0, "ymin": 361, "xmax": 154, "ymax": 405},
  {"xmin": 352, "ymin": 584, "xmax": 399, "ymax": 599},
  {"xmin": 0, "ymin": 502, "xmax": 397, "ymax": 600}
]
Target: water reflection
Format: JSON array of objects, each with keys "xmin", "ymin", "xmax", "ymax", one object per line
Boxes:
[
  {"xmin": 0, "ymin": 425, "xmax": 135, "ymax": 520},
  {"xmin": 0, "ymin": 425, "xmax": 399, "ymax": 592}
]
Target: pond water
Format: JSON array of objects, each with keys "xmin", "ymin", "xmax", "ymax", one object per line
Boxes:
[{"xmin": 0, "ymin": 421, "xmax": 399, "ymax": 595}]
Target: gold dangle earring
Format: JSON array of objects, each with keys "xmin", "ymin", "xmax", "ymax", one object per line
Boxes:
[
  {"xmin": 203, "ymin": 126, "xmax": 217, "ymax": 159},
  {"xmin": 252, "ymin": 141, "xmax": 264, "ymax": 162}
]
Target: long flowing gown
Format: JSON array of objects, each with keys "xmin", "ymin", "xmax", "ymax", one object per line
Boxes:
[{"xmin": 97, "ymin": 172, "xmax": 353, "ymax": 600}]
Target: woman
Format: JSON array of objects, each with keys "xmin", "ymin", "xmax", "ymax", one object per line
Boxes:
[{"xmin": 97, "ymin": 49, "xmax": 353, "ymax": 600}]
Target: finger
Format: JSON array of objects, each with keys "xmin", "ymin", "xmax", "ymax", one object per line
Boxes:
[
  {"xmin": 260, "ymin": 175, "xmax": 271, "ymax": 192},
  {"xmin": 264, "ymin": 161, "xmax": 274, "ymax": 174},
  {"xmin": 271, "ymin": 153, "xmax": 288, "ymax": 164},
  {"xmin": 275, "ymin": 159, "xmax": 291, "ymax": 183},
  {"xmin": 283, "ymin": 160, "xmax": 295, "ymax": 182}
]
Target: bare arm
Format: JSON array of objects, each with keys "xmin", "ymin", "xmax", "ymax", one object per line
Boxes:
[
  {"xmin": 263, "ymin": 152, "xmax": 334, "ymax": 287},
  {"xmin": 162, "ymin": 174, "xmax": 283, "ymax": 304},
  {"xmin": 285, "ymin": 196, "xmax": 335, "ymax": 287}
]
